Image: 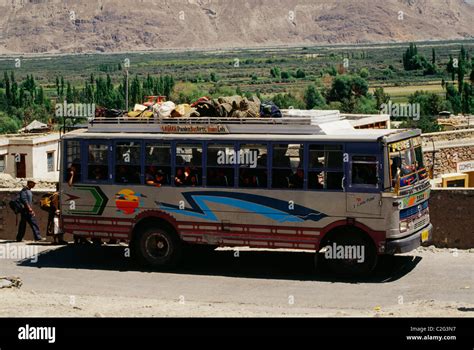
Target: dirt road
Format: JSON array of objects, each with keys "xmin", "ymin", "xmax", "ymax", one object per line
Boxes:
[{"xmin": 0, "ymin": 241, "xmax": 473, "ymax": 317}]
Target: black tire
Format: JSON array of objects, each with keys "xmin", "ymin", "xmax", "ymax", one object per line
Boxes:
[
  {"xmin": 320, "ymin": 228, "xmax": 377, "ymax": 277},
  {"xmin": 132, "ymin": 227, "xmax": 182, "ymax": 269}
]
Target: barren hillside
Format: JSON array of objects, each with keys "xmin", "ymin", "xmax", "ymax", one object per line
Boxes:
[{"xmin": 0, "ymin": 0, "xmax": 473, "ymax": 54}]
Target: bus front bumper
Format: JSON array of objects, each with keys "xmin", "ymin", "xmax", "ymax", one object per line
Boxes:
[{"xmin": 385, "ymin": 224, "xmax": 433, "ymax": 254}]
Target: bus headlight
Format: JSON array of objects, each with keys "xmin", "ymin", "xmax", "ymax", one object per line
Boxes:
[{"xmin": 399, "ymin": 221, "xmax": 408, "ymax": 233}]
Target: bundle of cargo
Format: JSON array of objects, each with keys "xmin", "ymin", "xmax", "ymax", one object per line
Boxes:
[
  {"xmin": 191, "ymin": 95, "xmax": 263, "ymax": 119},
  {"xmin": 95, "ymin": 107, "xmax": 125, "ymax": 119},
  {"xmin": 127, "ymin": 104, "xmax": 154, "ymax": 118},
  {"xmin": 122, "ymin": 94, "xmax": 282, "ymax": 120},
  {"xmin": 259, "ymin": 101, "xmax": 282, "ymax": 118}
]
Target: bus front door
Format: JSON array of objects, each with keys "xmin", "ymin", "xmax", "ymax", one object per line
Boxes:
[{"xmin": 345, "ymin": 154, "xmax": 382, "ymax": 216}]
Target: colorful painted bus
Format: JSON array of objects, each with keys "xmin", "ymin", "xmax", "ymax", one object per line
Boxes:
[{"xmin": 59, "ymin": 116, "xmax": 432, "ymax": 275}]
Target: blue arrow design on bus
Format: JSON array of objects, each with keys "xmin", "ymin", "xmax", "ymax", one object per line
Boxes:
[{"xmin": 156, "ymin": 191, "xmax": 327, "ymax": 223}]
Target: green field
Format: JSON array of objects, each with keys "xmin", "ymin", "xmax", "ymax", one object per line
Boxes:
[{"xmin": 1, "ymin": 39, "xmax": 472, "ymax": 103}]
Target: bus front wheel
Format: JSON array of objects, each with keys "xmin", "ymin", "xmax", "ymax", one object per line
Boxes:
[
  {"xmin": 320, "ymin": 229, "xmax": 377, "ymax": 277},
  {"xmin": 132, "ymin": 227, "xmax": 182, "ymax": 269}
]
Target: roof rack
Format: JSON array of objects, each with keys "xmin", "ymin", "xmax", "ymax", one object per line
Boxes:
[{"xmin": 87, "ymin": 110, "xmax": 351, "ymax": 135}]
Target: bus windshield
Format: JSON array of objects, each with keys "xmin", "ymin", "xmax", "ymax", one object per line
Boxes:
[{"xmin": 389, "ymin": 137, "xmax": 427, "ymax": 189}]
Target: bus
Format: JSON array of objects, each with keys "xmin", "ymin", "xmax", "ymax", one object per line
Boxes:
[{"xmin": 59, "ymin": 116, "xmax": 432, "ymax": 275}]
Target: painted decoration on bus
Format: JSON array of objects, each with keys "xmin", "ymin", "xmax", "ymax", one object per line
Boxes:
[
  {"xmin": 389, "ymin": 139, "xmax": 412, "ymax": 152},
  {"xmin": 156, "ymin": 191, "xmax": 327, "ymax": 223},
  {"xmin": 400, "ymin": 189, "xmax": 431, "ymax": 209},
  {"xmin": 115, "ymin": 189, "xmax": 146, "ymax": 215},
  {"xmin": 64, "ymin": 186, "xmax": 108, "ymax": 216}
]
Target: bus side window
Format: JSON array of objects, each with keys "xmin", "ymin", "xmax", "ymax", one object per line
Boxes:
[
  {"xmin": 115, "ymin": 141, "xmax": 141, "ymax": 184},
  {"xmin": 207, "ymin": 144, "xmax": 235, "ymax": 187},
  {"xmin": 351, "ymin": 156, "xmax": 378, "ymax": 186},
  {"xmin": 87, "ymin": 144, "xmax": 109, "ymax": 182},
  {"xmin": 272, "ymin": 144, "xmax": 304, "ymax": 189},
  {"xmin": 238, "ymin": 144, "xmax": 268, "ymax": 188},
  {"xmin": 175, "ymin": 144, "xmax": 202, "ymax": 187},
  {"xmin": 65, "ymin": 141, "xmax": 82, "ymax": 185},
  {"xmin": 308, "ymin": 144, "xmax": 344, "ymax": 190},
  {"xmin": 145, "ymin": 143, "xmax": 171, "ymax": 187}
]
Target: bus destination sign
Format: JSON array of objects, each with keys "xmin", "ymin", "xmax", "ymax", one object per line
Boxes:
[{"xmin": 161, "ymin": 124, "xmax": 230, "ymax": 134}]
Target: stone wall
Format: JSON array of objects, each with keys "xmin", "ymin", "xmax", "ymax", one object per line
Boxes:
[
  {"xmin": 0, "ymin": 189, "xmax": 472, "ymax": 249},
  {"xmin": 423, "ymin": 146, "xmax": 474, "ymax": 178},
  {"xmin": 422, "ymin": 129, "xmax": 474, "ymax": 143},
  {"xmin": 422, "ymin": 129, "xmax": 474, "ymax": 178}
]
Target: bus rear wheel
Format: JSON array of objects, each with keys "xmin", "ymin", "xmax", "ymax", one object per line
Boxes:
[
  {"xmin": 320, "ymin": 229, "xmax": 377, "ymax": 277},
  {"xmin": 132, "ymin": 227, "xmax": 182, "ymax": 269}
]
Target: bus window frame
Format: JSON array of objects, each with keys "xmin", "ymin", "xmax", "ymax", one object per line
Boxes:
[
  {"xmin": 113, "ymin": 139, "xmax": 144, "ymax": 185},
  {"xmin": 270, "ymin": 142, "xmax": 306, "ymax": 191},
  {"xmin": 85, "ymin": 140, "xmax": 112, "ymax": 184},
  {"xmin": 348, "ymin": 154, "xmax": 381, "ymax": 192},
  {"xmin": 145, "ymin": 141, "xmax": 172, "ymax": 187},
  {"xmin": 237, "ymin": 141, "xmax": 269, "ymax": 189},
  {"xmin": 205, "ymin": 141, "xmax": 237, "ymax": 188},
  {"xmin": 174, "ymin": 141, "xmax": 205, "ymax": 187},
  {"xmin": 63, "ymin": 139, "xmax": 84, "ymax": 184},
  {"xmin": 307, "ymin": 142, "xmax": 345, "ymax": 192}
]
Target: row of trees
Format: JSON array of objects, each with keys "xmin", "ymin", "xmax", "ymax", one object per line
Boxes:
[
  {"xmin": 0, "ymin": 72, "xmax": 51, "ymax": 133},
  {"xmin": 402, "ymin": 43, "xmax": 437, "ymax": 74},
  {"xmin": 444, "ymin": 46, "xmax": 473, "ymax": 115},
  {"xmin": 2, "ymin": 72, "xmax": 48, "ymax": 110},
  {"xmin": 0, "ymin": 72, "xmax": 176, "ymax": 133},
  {"xmin": 270, "ymin": 67, "xmax": 306, "ymax": 80},
  {"xmin": 271, "ymin": 74, "xmax": 377, "ymax": 115}
]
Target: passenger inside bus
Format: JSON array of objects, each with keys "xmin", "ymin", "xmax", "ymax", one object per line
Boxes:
[
  {"xmin": 189, "ymin": 175, "xmax": 198, "ymax": 187},
  {"xmin": 145, "ymin": 166, "xmax": 157, "ymax": 185},
  {"xmin": 308, "ymin": 171, "xmax": 324, "ymax": 189},
  {"xmin": 152, "ymin": 171, "xmax": 167, "ymax": 187},
  {"xmin": 175, "ymin": 167, "xmax": 200, "ymax": 186},
  {"xmin": 289, "ymin": 169, "xmax": 304, "ymax": 189},
  {"xmin": 207, "ymin": 169, "xmax": 231, "ymax": 187},
  {"xmin": 116, "ymin": 165, "xmax": 140, "ymax": 184},
  {"xmin": 116, "ymin": 166, "xmax": 128, "ymax": 182},
  {"xmin": 239, "ymin": 169, "xmax": 267, "ymax": 188},
  {"xmin": 90, "ymin": 166, "xmax": 108, "ymax": 181},
  {"xmin": 401, "ymin": 159, "xmax": 414, "ymax": 176},
  {"xmin": 67, "ymin": 164, "xmax": 80, "ymax": 186},
  {"xmin": 175, "ymin": 168, "xmax": 185, "ymax": 186}
]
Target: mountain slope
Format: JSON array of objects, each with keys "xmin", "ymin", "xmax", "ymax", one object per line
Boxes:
[{"xmin": 0, "ymin": 0, "xmax": 472, "ymax": 54}]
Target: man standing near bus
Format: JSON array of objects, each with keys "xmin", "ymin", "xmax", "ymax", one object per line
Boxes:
[{"xmin": 16, "ymin": 180, "xmax": 44, "ymax": 242}]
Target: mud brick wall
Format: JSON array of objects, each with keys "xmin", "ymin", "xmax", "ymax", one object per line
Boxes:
[
  {"xmin": 428, "ymin": 189, "xmax": 474, "ymax": 249},
  {"xmin": 0, "ymin": 189, "xmax": 472, "ymax": 249},
  {"xmin": 0, "ymin": 190, "xmax": 53, "ymax": 242}
]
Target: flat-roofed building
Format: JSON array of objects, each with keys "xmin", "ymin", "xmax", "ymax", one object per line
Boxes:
[{"xmin": 0, "ymin": 132, "xmax": 60, "ymax": 182}]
